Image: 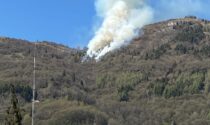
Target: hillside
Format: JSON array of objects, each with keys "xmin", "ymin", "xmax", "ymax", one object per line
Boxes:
[{"xmin": 1, "ymin": 17, "xmax": 210, "ymax": 125}]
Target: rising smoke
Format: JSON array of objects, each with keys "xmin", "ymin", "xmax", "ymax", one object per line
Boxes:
[
  {"xmin": 86, "ymin": 0, "xmax": 208, "ymax": 60},
  {"xmin": 87, "ymin": 0, "xmax": 153, "ymax": 60}
]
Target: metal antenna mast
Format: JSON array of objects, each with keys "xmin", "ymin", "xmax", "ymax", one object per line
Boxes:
[{"xmin": 32, "ymin": 42, "xmax": 36, "ymax": 125}]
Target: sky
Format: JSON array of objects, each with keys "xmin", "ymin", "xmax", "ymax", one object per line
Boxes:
[
  {"xmin": 0, "ymin": 0, "xmax": 210, "ymax": 48},
  {"xmin": 0, "ymin": 0, "xmax": 95, "ymax": 48}
]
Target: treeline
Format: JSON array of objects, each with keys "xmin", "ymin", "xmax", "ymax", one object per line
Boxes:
[
  {"xmin": 96, "ymin": 72, "xmax": 149, "ymax": 101},
  {"xmin": 175, "ymin": 23, "xmax": 204, "ymax": 44},
  {"xmin": 145, "ymin": 44, "xmax": 171, "ymax": 60},
  {"xmin": 0, "ymin": 84, "xmax": 32, "ymax": 102},
  {"xmin": 148, "ymin": 69, "xmax": 210, "ymax": 98}
]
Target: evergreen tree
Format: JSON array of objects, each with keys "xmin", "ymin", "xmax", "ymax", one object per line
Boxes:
[{"xmin": 4, "ymin": 85, "xmax": 22, "ymax": 125}]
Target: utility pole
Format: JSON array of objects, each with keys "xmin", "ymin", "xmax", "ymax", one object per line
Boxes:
[{"xmin": 32, "ymin": 42, "xmax": 36, "ymax": 125}]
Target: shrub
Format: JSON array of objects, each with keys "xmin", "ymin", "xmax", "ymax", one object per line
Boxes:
[
  {"xmin": 205, "ymin": 71, "xmax": 210, "ymax": 94},
  {"xmin": 5, "ymin": 85, "xmax": 23, "ymax": 125},
  {"xmin": 96, "ymin": 72, "xmax": 146, "ymax": 101},
  {"xmin": 145, "ymin": 44, "xmax": 171, "ymax": 60},
  {"xmin": 199, "ymin": 45, "xmax": 210, "ymax": 57},
  {"xmin": 188, "ymin": 72, "xmax": 205, "ymax": 94},
  {"xmin": 148, "ymin": 78, "xmax": 168, "ymax": 96},
  {"xmin": 96, "ymin": 72, "xmax": 146, "ymax": 89},
  {"xmin": 175, "ymin": 44, "xmax": 187, "ymax": 54},
  {"xmin": 15, "ymin": 85, "xmax": 33, "ymax": 102},
  {"xmin": 153, "ymin": 82, "xmax": 166, "ymax": 96},
  {"xmin": 149, "ymin": 71, "xmax": 206, "ymax": 98},
  {"xmin": 96, "ymin": 73, "xmax": 115, "ymax": 88},
  {"xmin": 49, "ymin": 107, "xmax": 108, "ymax": 125},
  {"xmin": 117, "ymin": 84, "xmax": 133, "ymax": 102},
  {"xmin": 163, "ymin": 85, "xmax": 178, "ymax": 98},
  {"xmin": 68, "ymin": 90, "xmax": 96, "ymax": 105},
  {"xmin": 176, "ymin": 23, "xmax": 204, "ymax": 43},
  {"xmin": 0, "ymin": 83, "xmax": 10, "ymax": 94},
  {"xmin": 0, "ymin": 83, "xmax": 32, "ymax": 102}
]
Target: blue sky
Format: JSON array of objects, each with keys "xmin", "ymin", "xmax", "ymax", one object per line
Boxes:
[
  {"xmin": 0, "ymin": 0, "xmax": 210, "ymax": 48},
  {"xmin": 0, "ymin": 0, "xmax": 95, "ymax": 47}
]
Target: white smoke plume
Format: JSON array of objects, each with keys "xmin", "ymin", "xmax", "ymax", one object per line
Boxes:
[
  {"xmin": 86, "ymin": 0, "xmax": 209, "ymax": 60},
  {"xmin": 87, "ymin": 0, "xmax": 153, "ymax": 60}
]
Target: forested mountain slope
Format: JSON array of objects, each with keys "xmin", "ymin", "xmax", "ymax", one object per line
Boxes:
[{"xmin": 1, "ymin": 17, "xmax": 210, "ymax": 125}]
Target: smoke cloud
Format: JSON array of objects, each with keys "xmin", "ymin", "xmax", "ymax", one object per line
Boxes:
[
  {"xmin": 87, "ymin": 0, "xmax": 209, "ymax": 60},
  {"xmin": 87, "ymin": 0, "xmax": 153, "ymax": 60}
]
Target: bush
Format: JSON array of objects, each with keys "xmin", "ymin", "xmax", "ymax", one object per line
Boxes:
[
  {"xmin": 188, "ymin": 72, "xmax": 205, "ymax": 93},
  {"xmin": 96, "ymin": 72, "xmax": 146, "ymax": 88},
  {"xmin": 163, "ymin": 81, "xmax": 184, "ymax": 98},
  {"xmin": 176, "ymin": 23, "xmax": 204, "ymax": 43},
  {"xmin": 16, "ymin": 85, "xmax": 33, "ymax": 102},
  {"xmin": 0, "ymin": 83, "xmax": 10, "ymax": 94},
  {"xmin": 68, "ymin": 90, "xmax": 96, "ymax": 105},
  {"xmin": 116, "ymin": 72, "xmax": 146, "ymax": 101},
  {"xmin": 175, "ymin": 44, "xmax": 187, "ymax": 54},
  {"xmin": 163, "ymin": 85, "xmax": 178, "ymax": 98},
  {"xmin": 96, "ymin": 72, "xmax": 147, "ymax": 101},
  {"xmin": 0, "ymin": 83, "xmax": 32, "ymax": 102},
  {"xmin": 49, "ymin": 107, "xmax": 108, "ymax": 125},
  {"xmin": 96, "ymin": 73, "xmax": 116, "ymax": 88},
  {"xmin": 149, "ymin": 71, "xmax": 206, "ymax": 98},
  {"xmin": 148, "ymin": 78, "xmax": 168, "ymax": 96},
  {"xmin": 199, "ymin": 45, "xmax": 210, "ymax": 57},
  {"xmin": 153, "ymin": 82, "xmax": 166, "ymax": 96},
  {"xmin": 117, "ymin": 84, "xmax": 133, "ymax": 102},
  {"xmin": 145, "ymin": 44, "xmax": 171, "ymax": 60},
  {"xmin": 205, "ymin": 71, "xmax": 210, "ymax": 94}
]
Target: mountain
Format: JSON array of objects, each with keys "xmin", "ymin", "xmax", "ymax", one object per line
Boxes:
[{"xmin": 1, "ymin": 16, "xmax": 210, "ymax": 125}]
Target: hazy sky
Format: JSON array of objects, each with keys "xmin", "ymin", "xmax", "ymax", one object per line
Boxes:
[{"xmin": 0, "ymin": 0, "xmax": 210, "ymax": 48}]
